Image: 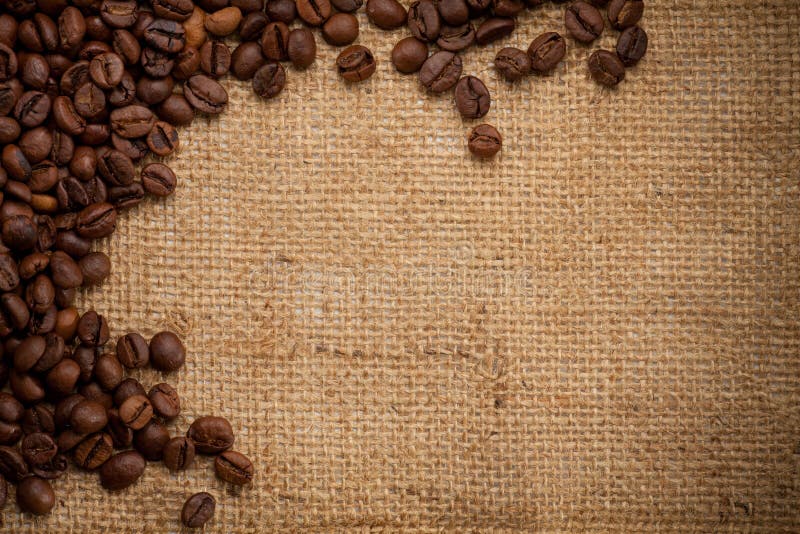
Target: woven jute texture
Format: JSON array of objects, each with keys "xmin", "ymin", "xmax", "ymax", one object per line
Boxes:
[{"xmin": 4, "ymin": 0, "xmax": 800, "ymax": 531}]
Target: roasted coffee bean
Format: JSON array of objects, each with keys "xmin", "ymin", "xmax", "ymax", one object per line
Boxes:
[
  {"xmin": 163, "ymin": 436, "xmax": 195, "ymax": 471},
  {"xmin": 2, "ymin": 214, "xmax": 37, "ymax": 250},
  {"xmin": 119, "ymin": 394, "xmax": 153, "ymax": 430},
  {"xmin": 260, "ymin": 22, "xmax": 289, "ymax": 62},
  {"xmin": 146, "ymin": 121, "xmax": 179, "ymax": 156},
  {"xmin": 31, "ymin": 453, "xmax": 68, "ymax": 479},
  {"xmin": 231, "ymin": 41, "xmax": 265, "ymax": 80},
  {"xmin": 100, "ymin": 0, "xmax": 137, "ymax": 29},
  {"xmin": 366, "ymin": 0, "xmax": 407, "ymax": 30},
  {"xmin": 58, "ymin": 6, "xmax": 86, "ymax": 52},
  {"xmin": 296, "ymin": 0, "xmax": 332, "ymax": 26},
  {"xmin": 0, "ymin": 392, "xmax": 23, "ymax": 423},
  {"xmin": 74, "ymin": 431, "xmax": 113, "ymax": 469},
  {"xmin": 494, "ymin": 47, "xmax": 530, "ymax": 81},
  {"xmin": 149, "ymin": 382, "xmax": 180, "ymax": 419},
  {"xmin": 110, "ymin": 104, "xmax": 154, "ymax": 138},
  {"xmin": 21, "ymin": 432, "xmax": 57, "ymax": 466},
  {"xmin": 54, "ymin": 306, "xmax": 79, "ymax": 340},
  {"xmin": 467, "ymin": 123, "xmax": 502, "ymax": 158},
  {"xmin": 149, "ymin": 331, "xmax": 186, "ymax": 371},
  {"xmin": 153, "ymin": 0, "xmax": 195, "ymax": 21},
  {"xmin": 76, "ymin": 310, "xmax": 109, "ymax": 346},
  {"xmin": 156, "ymin": 94, "xmax": 194, "ymax": 126},
  {"xmin": 214, "ymin": 450, "xmax": 253, "ymax": 485},
  {"xmin": 184, "ymin": 74, "xmax": 227, "ymax": 114},
  {"xmin": 15, "ymin": 91, "xmax": 51, "ymax": 128},
  {"xmin": 183, "ymin": 7, "xmax": 207, "ymax": 49},
  {"xmin": 21, "ymin": 403, "xmax": 55, "ymax": 434},
  {"xmin": 565, "ymin": 1, "xmax": 603, "ymax": 43},
  {"xmin": 88, "ymin": 52, "xmax": 124, "ymax": 89},
  {"xmin": 172, "ymin": 46, "xmax": 201, "ymax": 80},
  {"xmin": 19, "ymin": 127, "xmax": 52, "ymax": 164},
  {"xmin": 187, "ymin": 415, "xmax": 234, "ymax": 454},
  {"xmin": 140, "ymin": 47, "xmax": 174, "ymax": 77},
  {"xmin": 238, "ymin": 13, "xmax": 268, "ymax": 43},
  {"xmin": 0, "ymin": 445, "xmax": 28, "ymax": 481},
  {"xmin": 588, "ymin": 49, "xmax": 625, "ymax": 87},
  {"xmin": 608, "ymin": 0, "xmax": 643, "ymax": 30},
  {"xmin": 528, "ymin": 32, "xmax": 566, "ymax": 73},
  {"xmin": 493, "ymin": 0, "xmax": 523, "ymax": 16},
  {"xmin": 265, "ymin": 0, "xmax": 297, "ymax": 24},
  {"xmin": 144, "ymin": 18, "xmax": 186, "ymax": 54},
  {"xmin": 252, "ymin": 61, "xmax": 286, "ymax": 99},
  {"xmin": 10, "ymin": 369, "xmax": 46, "ymax": 403},
  {"xmin": 419, "ymin": 51, "xmax": 461, "ymax": 93},
  {"xmin": 322, "ymin": 13, "xmax": 359, "ymax": 46},
  {"xmin": 616, "ymin": 25, "xmax": 647, "ymax": 66},
  {"xmin": 99, "ymin": 450, "xmax": 146, "ymax": 490},
  {"xmin": 336, "ymin": 45, "xmax": 376, "ymax": 82},
  {"xmin": 111, "ymin": 29, "xmax": 140, "ymax": 65},
  {"xmin": 76, "ymin": 202, "xmax": 116, "ymax": 238},
  {"xmin": 113, "ymin": 377, "xmax": 146, "ymax": 406},
  {"xmin": 60, "ymin": 61, "xmax": 89, "ymax": 96},
  {"xmin": 0, "ymin": 15, "xmax": 18, "ymax": 48},
  {"xmin": 72, "ymin": 84, "xmax": 104, "ymax": 122},
  {"xmin": 78, "ymin": 252, "xmax": 111, "ymax": 286},
  {"xmin": 93, "ymin": 352, "xmax": 123, "ymax": 390},
  {"xmin": 140, "ymin": 163, "xmax": 177, "ymax": 197},
  {"xmin": 454, "ymin": 75, "xmax": 490, "ymax": 118},
  {"xmin": 436, "ymin": 23, "xmax": 475, "ymax": 52},
  {"xmin": 116, "ymin": 332, "xmax": 150, "ymax": 368},
  {"xmin": 71, "ymin": 344, "xmax": 99, "ymax": 383},
  {"xmin": 0, "ymin": 253, "xmax": 19, "ymax": 292},
  {"xmin": 286, "ymin": 29, "xmax": 316, "ymax": 70},
  {"xmin": 407, "ymin": 0, "xmax": 441, "ymax": 42},
  {"xmin": 46, "ymin": 358, "xmax": 81, "ymax": 395},
  {"xmin": 437, "ymin": 0, "xmax": 469, "ymax": 25},
  {"xmin": 106, "ymin": 408, "xmax": 133, "ymax": 448},
  {"xmin": 56, "ymin": 429, "xmax": 86, "ymax": 452},
  {"xmin": 0, "ymin": 421, "xmax": 21, "ymax": 445},
  {"xmin": 475, "ymin": 17, "xmax": 514, "ymax": 46},
  {"xmin": 182, "ymin": 492, "xmax": 215, "ymax": 528},
  {"xmin": 16, "ymin": 476, "xmax": 55, "ymax": 515},
  {"xmin": 55, "ymin": 230, "xmax": 91, "ymax": 257},
  {"xmin": 70, "ymin": 399, "xmax": 108, "ymax": 434},
  {"xmin": 133, "ymin": 419, "xmax": 170, "ymax": 460},
  {"xmin": 391, "ymin": 37, "xmax": 428, "ymax": 74},
  {"xmin": 111, "ymin": 134, "xmax": 149, "ymax": 160},
  {"xmin": 205, "ymin": 7, "xmax": 242, "ymax": 37},
  {"xmin": 200, "ymin": 40, "xmax": 230, "ymax": 78},
  {"xmin": 4, "ymin": 293, "xmax": 31, "ymax": 329},
  {"xmin": 20, "ymin": 53, "xmax": 50, "ymax": 90},
  {"xmin": 3, "ymin": 144, "xmax": 31, "ymax": 181},
  {"xmin": 97, "ymin": 147, "xmax": 135, "ymax": 185},
  {"xmin": 0, "ymin": 117, "xmax": 20, "ymax": 144},
  {"xmin": 136, "ymin": 75, "xmax": 174, "ymax": 105},
  {"xmin": 13, "ymin": 335, "xmax": 46, "ymax": 372}
]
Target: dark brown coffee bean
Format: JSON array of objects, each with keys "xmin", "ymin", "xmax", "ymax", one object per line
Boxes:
[
  {"xmin": 73, "ymin": 82, "xmax": 106, "ymax": 120},
  {"xmin": 116, "ymin": 332, "xmax": 149, "ymax": 368},
  {"xmin": 15, "ymin": 91, "xmax": 51, "ymax": 128},
  {"xmin": 21, "ymin": 432, "xmax": 57, "ymax": 466},
  {"xmin": 99, "ymin": 450, "xmax": 145, "ymax": 490},
  {"xmin": 20, "ymin": 53, "xmax": 50, "ymax": 90},
  {"xmin": 0, "ymin": 445, "xmax": 28, "ymax": 481},
  {"xmin": 296, "ymin": 0, "xmax": 331, "ymax": 26},
  {"xmin": 111, "ymin": 29, "xmax": 140, "ymax": 65},
  {"xmin": 0, "ymin": 421, "xmax": 21, "ymax": 445},
  {"xmin": 238, "ymin": 12, "xmax": 268, "ymax": 42},
  {"xmin": 70, "ymin": 399, "xmax": 108, "ymax": 434},
  {"xmin": 144, "ymin": 18, "xmax": 186, "ymax": 54},
  {"xmin": 53, "ymin": 394, "xmax": 83, "ymax": 430},
  {"xmin": 475, "ymin": 17, "xmax": 514, "ymax": 45},
  {"xmin": 200, "ymin": 40, "xmax": 230, "ymax": 78},
  {"xmin": 322, "ymin": 13, "xmax": 358, "ymax": 46},
  {"xmin": 187, "ymin": 415, "xmax": 234, "ymax": 454},
  {"xmin": 106, "ymin": 408, "xmax": 132, "ymax": 448},
  {"xmin": 146, "ymin": 121, "xmax": 179, "ymax": 156},
  {"xmin": 419, "ymin": 50, "xmax": 461, "ymax": 92},
  {"xmin": 286, "ymin": 29, "xmax": 315, "ymax": 70},
  {"xmin": 139, "ymin": 163, "xmax": 177, "ymax": 197},
  {"xmin": 97, "ymin": 147, "xmax": 135, "ymax": 185},
  {"xmin": 78, "ymin": 252, "xmax": 111, "ymax": 286},
  {"xmin": 171, "ymin": 46, "xmax": 200, "ymax": 80},
  {"xmin": 454, "ymin": 75, "xmax": 490, "ymax": 119},
  {"xmin": 77, "ymin": 310, "xmax": 109, "ymax": 346},
  {"xmin": 0, "ymin": 253, "xmax": 19, "ymax": 292},
  {"xmin": 184, "ymin": 74, "xmax": 227, "ymax": 114},
  {"xmin": 152, "ymin": 0, "xmax": 195, "ymax": 21},
  {"xmin": 45, "ymin": 358, "xmax": 80, "ymax": 395},
  {"xmin": 231, "ymin": 41, "xmax": 265, "ymax": 80},
  {"xmin": 149, "ymin": 331, "xmax": 186, "ymax": 371},
  {"xmin": 260, "ymin": 22, "xmax": 289, "ymax": 62},
  {"xmin": 391, "ymin": 37, "xmax": 427, "ymax": 74},
  {"xmin": 55, "ymin": 230, "xmax": 91, "ymax": 257},
  {"xmin": 111, "ymin": 133, "xmax": 149, "ymax": 160},
  {"xmin": 113, "ymin": 377, "xmax": 146, "ymax": 406},
  {"xmin": 56, "ymin": 429, "xmax": 86, "ymax": 452},
  {"xmin": 109, "ymin": 104, "xmax": 154, "ymax": 138},
  {"xmin": 133, "ymin": 419, "xmax": 169, "ymax": 460},
  {"xmin": 214, "ymin": 450, "xmax": 253, "ymax": 485},
  {"xmin": 100, "ymin": 0, "xmax": 137, "ymax": 29},
  {"xmin": 0, "ymin": 392, "xmax": 23, "ymax": 423},
  {"xmin": 74, "ymin": 431, "xmax": 113, "ymax": 469},
  {"xmin": 16, "ymin": 476, "xmax": 54, "ymax": 515},
  {"xmin": 59, "ymin": 61, "xmax": 89, "ymax": 95},
  {"xmin": 336, "ymin": 45, "xmax": 376, "ymax": 82},
  {"xmin": 0, "ymin": 14, "xmax": 18, "ymax": 47},
  {"xmin": 588, "ymin": 49, "xmax": 625, "ymax": 86},
  {"xmin": 140, "ymin": 47, "xmax": 174, "ymax": 77},
  {"xmin": 88, "ymin": 52, "xmax": 124, "ymax": 89},
  {"xmin": 467, "ymin": 123, "xmax": 501, "ymax": 158},
  {"xmin": 71, "ymin": 344, "xmax": 99, "ymax": 383},
  {"xmin": 94, "ymin": 352, "xmax": 123, "ymax": 390},
  {"xmin": 494, "ymin": 46, "xmax": 530, "ymax": 81},
  {"xmin": 528, "ymin": 31, "xmax": 566, "ymax": 73},
  {"xmin": 58, "ymin": 6, "xmax": 86, "ymax": 52},
  {"xmin": 565, "ymin": 1, "xmax": 603, "ymax": 43},
  {"xmin": 119, "ymin": 394, "xmax": 153, "ymax": 430},
  {"xmin": 31, "ymin": 453, "xmax": 67, "ymax": 479},
  {"xmin": 437, "ymin": 0, "xmax": 468, "ymax": 25},
  {"xmin": 20, "ymin": 403, "xmax": 54, "ymax": 434},
  {"xmin": 156, "ymin": 94, "xmax": 194, "ymax": 125},
  {"xmin": 76, "ymin": 202, "xmax": 116, "ymax": 238},
  {"xmin": 0, "ymin": 117, "xmax": 20, "ymax": 144},
  {"xmin": 366, "ymin": 0, "xmax": 407, "ymax": 30},
  {"xmin": 436, "ymin": 23, "xmax": 475, "ymax": 52},
  {"xmin": 13, "ymin": 335, "xmax": 46, "ymax": 372},
  {"xmin": 182, "ymin": 492, "xmax": 215, "ymax": 528},
  {"xmin": 54, "ymin": 306, "xmax": 79, "ymax": 340},
  {"xmin": 608, "ymin": 0, "xmax": 643, "ymax": 30},
  {"xmin": 252, "ymin": 61, "xmax": 286, "ymax": 99},
  {"xmin": 50, "ymin": 250, "xmax": 83, "ymax": 288},
  {"xmin": 149, "ymin": 382, "xmax": 180, "ymax": 419},
  {"xmin": 163, "ymin": 436, "xmax": 195, "ymax": 471},
  {"xmin": 107, "ymin": 71, "xmax": 135, "ymax": 107},
  {"xmin": 205, "ymin": 7, "xmax": 242, "ymax": 37},
  {"xmin": 616, "ymin": 25, "xmax": 647, "ymax": 66},
  {"xmin": 265, "ymin": 0, "xmax": 297, "ymax": 24},
  {"xmin": 407, "ymin": 0, "xmax": 440, "ymax": 42},
  {"xmin": 18, "ymin": 127, "xmax": 52, "ymax": 164},
  {"xmin": 2, "ymin": 214, "xmax": 37, "ymax": 250}
]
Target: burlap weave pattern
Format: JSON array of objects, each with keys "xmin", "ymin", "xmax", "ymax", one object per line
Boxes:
[{"xmin": 2, "ymin": 0, "xmax": 799, "ymax": 531}]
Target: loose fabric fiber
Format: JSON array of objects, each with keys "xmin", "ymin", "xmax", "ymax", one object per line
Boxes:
[{"xmin": 4, "ymin": 0, "xmax": 800, "ymax": 531}]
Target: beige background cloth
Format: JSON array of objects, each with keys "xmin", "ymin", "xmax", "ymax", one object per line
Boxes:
[{"xmin": 4, "ymin": 0, "xmax": 800, "ymax": 531}]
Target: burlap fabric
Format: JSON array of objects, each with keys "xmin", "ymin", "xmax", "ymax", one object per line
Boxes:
[{"xmin": 3, "ymin": 0, "xmax": 799, "ymax": 531}]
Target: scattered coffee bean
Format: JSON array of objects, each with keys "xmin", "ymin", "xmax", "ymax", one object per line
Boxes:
[
  {"xmin": 286, "ymin": 28, "xmax": 316, "ymax": 70},
  {"xmin": 322, "ymin": 13, "xmax": 359, "ymax": 46},
  {"xmin": 419, "ymin": 51, "xmax": 462, "ymax": 93},
  {"xmin": 616, "ymin": 25, "xmax": 647, "ymax": 66},
  {"xmin": 454, "ymin": 75, "xmax": 490, "ymax": 118},
  {"xmin": 608, "ymin": 0, "xmax": 643, "ymax": 30},
  {"xmin": 149, "ymin": 330, "xmax": 186, "ymax": 372},
  {"xmin": 366, "ymin": 0, "xmax": 407, "ymax": 30},
  {"xmin": 391, "ymin": 37, "xmax": 428, "ymax": 74},
  {"xmin": 467, "ymin": 123, "xmax": 502, "ymax": 158},
  {"xmin": 495, "ymin": 47, "xmax": 531, "ymax": 81},
  {"xmin": 528, "ymin": 32, "xmax": 566, "ymax": 73},
  {"xmin": 187, "ymin": 415, "xmax": 234, "ymax": 454},
  {"xmin": 252, "ymin": 61, "xmax": 286, "ymax": 99},
  {"xmin": 564, "ymin": 1, "xmax": 604, "ymax": 43},
  {"xmin": 99, "ymin": 450, "xmax": 146, "ymax": 490},
  {"xmin": 214, "ymin": 450, "xmax": 254, "ymax": 485},
  {"xmin": 475, "ymin": 17, "xmax": 515, "ymax": 46},
  {"xmin": 588, "ymin": 49, "xmax": 625, "ymax": 86},
  {"xmin": 182, "ymin": 492, "xmax": 215, "ymax": 528},
  {"xmin": 16, "ymin": 476, "xmax": 55, "ymax": 515},
  {"xmin": 163, "ymin": 436, "xmax": 195, "ymax": 471},
  {"xmin": 336, "ymin": 45, "xmax": 376, "ymax": 82}
]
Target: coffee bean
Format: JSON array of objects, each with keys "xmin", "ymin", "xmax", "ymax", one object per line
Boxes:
[
  {"xmin": 437, "ymin": 0, "xmax": 469, "ymax": 25},
  {"xmin": 436, "ymin": 23, "xmax": 475, "ymax": 52},
  {"xmin": 454, "ymin": 75, "xmax": 490, "ymax": 119},
  {"xmin": 20, "ymin": 53, "xmax": 49, "ymax": 90},
  {"xmin": 76, "ymin": 202, "xmax": 116, "ymax": 238},
  {"xmin": 45, "ymin": 358, "xmax": 80, "ymax": 395},
  {"xmin": 73, "ymin": 431, "xmax": 113, "ymax": 469},
  {"xmin": 0, "ymin": 253, "xmax": 20, "ymax": 291},
  {"xmin": 336, "ymin": 45, "xmax": 376, "ymax": 82},
  {"xmin": 162, "ymin": 436, "xmax": 195, "ymax": 471},
  {"xmin": 77, "ymin": 310, "xmax": 109, "ymax": 346},
  {"xmin": 94, "ymin": 352, "xmax": 123, "ymax": 390},
  {"xmin": 156, "ymin": 94, "xmax": 194, "ymax": 126},
  {"xmin": 149, "ymin": 382, "xmax": 180, "ymax": 419},
  {"xmin": 238, "ymin": 12, "xmax": 269, "ymax": 42},
  {"xmin": 70, "ymin": 399, "xmax": 108, "ymax": 434},
  {"xmin": 265, "ymin": 0, "xmax": 297, "ymax": 25},
  {"xmin": 21, "ymin": 403, "xmax": 55, "ymax": 434},
  {"xmin": 113, "ymin": 377, "xmax": 146, "ymax": 406},
  {"xmin": 231, "ymin": 41, "xmax": 266, "ymax": 80},
  {"xmin": 136, "ymin": 75, "xmax": 174, "ymax": 105},
  {"xmin": 78, "ymin": 252, "xmax": 111, "ymax": 286},
  {"xmin": 140, "ymin": 47, "xmax": 174, "ymax": 77},
  {"xmin": 260, "ymin": 22, "xmax": 289, "ymax": 62},
  {"xmin": 200, "ymin": 40, "xmax": 231, "ymax": 78},
  {"xmin": 182, "ymin": 492, "xmax": 215, "ymax": 528},
  {"xmin": 58, "ymin": 6, "xmax": 86, "ymax": 52},
  {"xmin": 0, "ymin": 445, "xmax": 28, "ymax": 481},
  {"xmin": 565, "ymin": 1, "xmax": 603, "ymax": 43},
  {"xmin": 493, "ymin": 0, "xmax": 523, "ymax": 16},
  {"xmin": 21, "ymin": 432, "xmax": 58, "ymax": 466},
  {"xmin": 110, "ymin": 105, "xmax": 154, "ymax": 139},
  {"xmin": 107, "ymin": 73, "xmax": 134, "ymax": 107},
  {"xmin": 54, "ymin": 394, "xmax": 83, "ymax": 431},
  {"xmin": 116, "ymin": 332, "xmax": 150, "ymax": 368},
  {"xmin": 467, "ymin": 123, "xmax": 501, "ymax": 158},
  {"xmin": 52, "ymin": 95, "xmax": 85, "ymax": 135},
  {"xmin": 88, "ymin": 52, "xmax": 124, "ymax": 88},
  {"xmin": 172, "ymin": 46, "xmax": 201, "ymax": 80},
  {"xmin": 106, "ymin": 408, "xmax": 133, "ymax": 448},
  {"xmin": 322, "ymin": 13, "xmax": 359, "ymax": 46},
  {"xmin": 527, "ymin": 31, "xmax": 566, "ymax": 73},
  {"xmin": 71, "ymin": 344, "xmax": 99, "ymax": 383},
  {"xmin": 0, "ymin": 117, "xmax": 20, "ymax": 144},
  {"xmin": 205, "ymin": 7, "xmax": 242, "ymax": 37},
  {"xmin": 494, "ymin": 47, "xmax": 531, "ymax": 81},
  {"xmin": 99, "ymin": 0, "xmax": 137, "ymax": 29},
  {"xmin": 588, "ymin": 49, "xmax": 625, "ymax": 86},
  {"xmin": 184, "ymin": 74, "xmax": 227, "ymax": 114},
  {"xmin": 16, "ymin": 476, "xmax": 55, "ymax": 515},
  {"xmin": 149, "ymin": 331, "xmax": 186, "ymax": 371},
  {"xmin": 139, "ymin": 163, "xmax": 177, "ymax": 198},
  {"xmin": 616, "ymin": 25, "xmax": 647, "ymax": 66},
  {"xmin": 119, "ymin": 394, "xmax": 153, "ymax": 430},
  {"xmin": 187, "ymin": 415, "xmax": 234, "ymax": 454},
  {"xmin": 31, "ymin": 453, "xmax": 68, "ymax": 479},
  {"xmin": 419, "ymin": 51, "xmax": 462, "ymax": 93},
  {"xmin": 215, "ymin": 450, "xmax": 253, "ymax": 485},
  {"xmin": 144, "ymin": 18, "xmax": 186, "ymax": 54},
  {"xmin": 608, "ymin": 0, "xmax": 643, "ymax": 30},
  {"xmin": 146, "ymin": 121, "xmax": 179, "ymax": 156},
  {"xmin": 391, "ymin": 37, "xmax": 428, "ymax": 74},
  {"xmin": 133, "ymin": 419, "xmax": 170, "ymax": 460},
  {"xmin": 183, "ymin": 7, "xmax": 207, "ymax": 49},
  {"xmin": 296, "ymin": 0, "xmax": 331, "ymax": 26},
  {"xmin": 99, "ymin": 450, "xmax": 146, "ymax": 490},
  {"xmin": 407, "ymin": 0, "xmax": 441, "ymax": 42},
  {"xmin": 287, "ymin": 29, "xmax": 316, "ymax": 70},
  {"xmin": 97, "ymin": 147, "xmax": 136, "ymax": 185},
  {"xmin": 0, "ymin": 392, "xmax": 24, "ymax": 423},
  {"xmin": 475, "ymin": 17, "xmax": 514, "ymax": 46},
  {"xmin": 252, "ymin": 61, "xmax": 286, "ymax": 99},
  {"xmin": 366, "ymin": 0, "xmax": 407, "ymax": 30}
]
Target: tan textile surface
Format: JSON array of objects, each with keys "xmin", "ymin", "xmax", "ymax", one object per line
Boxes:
[{"xmin": 3, "ymin": 0, "xmax": 800, "ymax": 531}]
